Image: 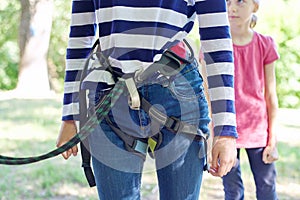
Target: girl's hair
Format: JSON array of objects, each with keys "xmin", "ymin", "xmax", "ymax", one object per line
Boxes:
[
  {"xmin": 250, "ymin": 0, "xmax": 260, "ymax": 28},
  {"xmin": 250, "ymin": 14, "xmax": 258, "ymax": 28}
]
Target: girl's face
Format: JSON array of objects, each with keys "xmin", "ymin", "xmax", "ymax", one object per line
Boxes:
[{"xmin": 226, "ymin": 0, "xmax": 259, "ymax": 27}]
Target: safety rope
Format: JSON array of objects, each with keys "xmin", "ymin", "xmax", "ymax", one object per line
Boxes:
[{"xmin": 0, "ymin": 80, "xmax": 126, "ymax": 165}]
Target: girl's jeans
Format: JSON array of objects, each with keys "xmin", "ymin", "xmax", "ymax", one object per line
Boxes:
[
  {"xmin": 222, "ymin": 148, "xmax": 278, "ymax": 200},
  {"xmin": 87, "ymin": 60, "xmax": 210, "ymax": 200}
]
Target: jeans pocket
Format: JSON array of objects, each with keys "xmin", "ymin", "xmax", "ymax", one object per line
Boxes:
[
  {"xmin": 169, "ymin": 62, "xmax": 206, "ymax": 101},
  {"xmin": 167, "ymin": 62, "xmax": 210, "ymax": 132}
]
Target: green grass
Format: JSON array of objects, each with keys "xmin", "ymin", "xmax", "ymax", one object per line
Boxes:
[
  {"xmin": 0, "ymin": 98, "xmax": 98, "ymax": 200},
  {"xmin": 0, "ymin": 98, "xmax": 299, "ymax": 200},
  {"xmin": 277, "ymin": 142, "xmax": 300, "ymax": 181}
]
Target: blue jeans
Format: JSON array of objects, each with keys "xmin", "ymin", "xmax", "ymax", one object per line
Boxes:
[
  {"xmin": 88, "ymin": 60, "xmax": 210, "ymax": 200},
  {"xmin": 222, "ymin": 148, "xmax": 277, "ymax": 200}
]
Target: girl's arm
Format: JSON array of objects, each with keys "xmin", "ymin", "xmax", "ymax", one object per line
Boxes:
[
  {"xmin": 265, "ymin": 62, "xmax": 278, "ymax": 147},
  {"xmin": 263, "ymin": 62, "xmax": 279, "ymax": 163}
]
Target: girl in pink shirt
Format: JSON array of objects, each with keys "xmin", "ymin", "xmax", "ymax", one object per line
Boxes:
[{"xmin": 223, "ymin": 0, "xmax": 279, "ymax": 199}]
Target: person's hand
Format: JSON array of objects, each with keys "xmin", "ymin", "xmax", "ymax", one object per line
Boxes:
[
  {"xmin": 56, "ymin": 120, "xmax": 78, "ymax": 159},
  {"xmin": 263, "ymin": 145, "xmax": 278, "ymax": 164},
  {"xmin": 209, "ymin": 136, "xmax": 237, "ymax": 177}
]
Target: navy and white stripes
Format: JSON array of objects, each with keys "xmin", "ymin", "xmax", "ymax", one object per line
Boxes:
[{"xmin": 62, "ymin": 0, "xmax": 237, "ymax": 137}]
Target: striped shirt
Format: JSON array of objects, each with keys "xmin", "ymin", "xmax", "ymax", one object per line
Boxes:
[{"xmin": 63, "ymin": 0, "xmax": 238, "ymax": 137}]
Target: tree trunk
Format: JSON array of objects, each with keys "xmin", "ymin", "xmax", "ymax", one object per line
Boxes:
[{"xmin": 16, "ymin": 0, "xmax": 53, "ymax": 98}]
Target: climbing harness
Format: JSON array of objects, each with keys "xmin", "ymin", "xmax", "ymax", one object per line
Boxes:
[
  {"xmin": 0, "ymin": 39, "xmax": 210, "ymax": 188},
  {"xmin": 79, "ymin": 39, "xmax": 209, "ymax": 186}
]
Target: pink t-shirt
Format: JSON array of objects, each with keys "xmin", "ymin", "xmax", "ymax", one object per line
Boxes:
[{"xmin": 234, "ymin": 31, "xmax": 279, "ymax": 148}]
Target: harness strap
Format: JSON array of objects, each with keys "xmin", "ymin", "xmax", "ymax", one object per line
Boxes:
[
  {"xmin": 125, "ymin": 77, "xmax": 140, "ymax": 110},
  {"xmin": 105, "ymin": 114, "xmax": 163, "ymax": 159},
  {"xmin": 80, "ymin": 141, "xmax": 96, "ymax": 187},
  {"xmin": 105, "ymin": 117, "xmax": 148, "ymax": 158},
  {"xmin": 141, "ymin": 97, "xmax": 208, "ymax": 141},
  {"xmin": 143, "ymin": 96, "xmax": 211, "ymax": 169},
  {"xmin": 78, "ymin": 41, "xmax": 99, "ymax": 187},
  {"xmin": 101, "ymin": 94, "xmax": 208, "ymax": 160}
]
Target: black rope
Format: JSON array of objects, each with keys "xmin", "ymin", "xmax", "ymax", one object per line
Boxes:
[{"xmin": 0, "ymin": 81, "xmax": 126, "ymax": 165}]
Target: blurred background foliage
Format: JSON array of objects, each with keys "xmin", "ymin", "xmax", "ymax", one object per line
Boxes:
[
  {"xmin": 0, "ymin": 1, "xmax": 20, "ymax": 90},
  {"xmin": 255, "ymin": 0, "xmax": 300, "ymax": 108},
  {"xmin": 47, "ymin": 0, "xmax": 71, "ymax": 92},
  {"xmin": 0, "ymin": 0, "xmax": 299, "ymax": 108}
]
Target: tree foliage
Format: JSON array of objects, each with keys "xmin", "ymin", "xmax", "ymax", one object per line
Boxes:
[
  {"xmin": 47, "ymin": 0, "xmax": 71, "ymax": 92},
  {"xmin": 16, "ymin": 0, "xmax": 54, "ymax": 95},
  {"xmin": 0, "ymin": 1, "xmax": 20, "ymax": 90},
  {"xmin": 0, "ymin": 0, "xmax": 70, "ymax": 92},
  {"xmin": 255, "ymin": 0, "xmax": 300, "ymax": 108}
]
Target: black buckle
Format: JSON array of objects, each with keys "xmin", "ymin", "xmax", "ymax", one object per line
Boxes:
[
  {"xmin": 124, "ymin": 139, "xmax": 137, "ymax": 152},
  {"xmin": 166, "ymin": 116, "xmax": 181, "ymax": 133},
  {"xmin": 124, "ymin": 139, "xmax": 147, "ymax": 160},
  {"xmin": 82, "ymin": 162, "xmax": 91, "ymax": 168}
]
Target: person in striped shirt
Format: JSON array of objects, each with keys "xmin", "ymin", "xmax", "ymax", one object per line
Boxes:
[{"xmin": 56, "ymin": 0, "xmax": 238, "ymax": 199}]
